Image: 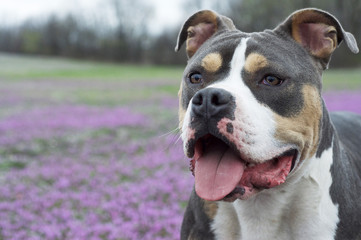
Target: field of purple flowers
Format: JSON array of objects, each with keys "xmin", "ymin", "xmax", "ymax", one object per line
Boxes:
[{"xmin": 0, "ymin": 54, "xmax": 360, "ymax": 240}]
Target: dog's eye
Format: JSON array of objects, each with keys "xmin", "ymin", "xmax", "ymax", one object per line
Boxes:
[
  {"xmin": 262, "ymin": 75, "xmax": 283, "ymax": 86},
  {"xmin": 188, "ymin": 72, "xmax": 203, "ymax": 84}
]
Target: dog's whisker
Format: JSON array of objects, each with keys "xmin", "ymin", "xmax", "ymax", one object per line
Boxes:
[
  {"xmin": 174, "ymin": 133, "xmax": 183, "ymax": 145},
  {"xmin": 158, "ymin": 127, "xmax": 182, "ymax": 151},
  {"xmin": 157, "ymin": 127, "xmax": 180, "ymax": 138}
]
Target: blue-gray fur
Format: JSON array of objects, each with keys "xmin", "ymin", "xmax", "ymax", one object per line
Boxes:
[{"xmin": 330, "ymin": 112, "xmax": 361, "ymax": 239}]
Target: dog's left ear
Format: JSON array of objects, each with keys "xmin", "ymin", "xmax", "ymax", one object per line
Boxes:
[
  {"xmin": 276, "ymin": 8, "xmax": 359, "ymax": 69},
  {"xmin": 175, "ymin": 10, "xmax": 236, "ymax": 58}
]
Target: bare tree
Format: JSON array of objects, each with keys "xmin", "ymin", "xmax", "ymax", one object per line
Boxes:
[{"xmin": 109, "ymin": 0, "xmax": 153, "ymax": 61}]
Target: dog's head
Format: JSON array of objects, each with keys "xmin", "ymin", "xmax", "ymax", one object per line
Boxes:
[{"xmin": 175, "ymin": 9, "xmax": 358, "ymax": 201}]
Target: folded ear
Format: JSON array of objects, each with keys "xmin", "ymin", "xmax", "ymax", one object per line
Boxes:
[
  {"xmin": 276, "ymin": 8, "xmax": 359, "ymax": 69},
  {"xmin": 175, "ymin": 10, "xmax": 236, "ymax": 58}
]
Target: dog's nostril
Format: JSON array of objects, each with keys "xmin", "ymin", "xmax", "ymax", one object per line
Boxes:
[
  {"xmin": 211, "ymin": 91, "xmax": 230, "ymax": 106},
  {"xmin": 193, "ymin": 93, "xmax": 203, "ymax": 106},
  {"xmin": 211, "ymin": 95, "xmax": 220, "ymax": 106}
]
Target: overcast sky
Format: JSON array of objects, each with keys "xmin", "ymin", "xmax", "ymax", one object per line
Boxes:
[{"xmin": 0, "ymin": 0, "xmax": 192, "ymax": 34}]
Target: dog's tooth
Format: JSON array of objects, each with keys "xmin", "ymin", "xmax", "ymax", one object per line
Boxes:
[
  {"xmin": 189, "ymin": 159, "xmax": 195, "ymax": 176},
  {"xmin": 233, "ymin": 186, "xmax": 245, "ymax": 195}
]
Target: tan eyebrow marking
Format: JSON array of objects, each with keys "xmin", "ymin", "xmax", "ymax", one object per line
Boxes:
[
  {"xmin": 244, "ymin": 53, "xmax": 269, "ymax": 73},
  {"xmin": 201, "ymin": 52, "xmax": 223, "ymax": 73}
]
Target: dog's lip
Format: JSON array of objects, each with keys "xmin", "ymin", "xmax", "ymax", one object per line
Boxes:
[{"xmin": 188, "ymin": 133, "xmax": 298, "ymax": 169}]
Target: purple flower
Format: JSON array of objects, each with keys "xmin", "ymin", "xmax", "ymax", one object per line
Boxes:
[
  {"xmin": 1, "ymin": 87, "xmax": 360, "ymax": 240},
  {"xmin": 0, "ymin": 105, "xmax": 147, "ymax": 146}
]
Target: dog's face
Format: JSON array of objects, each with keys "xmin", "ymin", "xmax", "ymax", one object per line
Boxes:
[{"xmin": 175, "ymin": 9, "xmax": 358, "ymax": 202}]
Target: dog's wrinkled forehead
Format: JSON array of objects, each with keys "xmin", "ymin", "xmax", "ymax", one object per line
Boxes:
[{"xmin": 186, "ymin": 29, "xmax": 318, "ymax": 83}]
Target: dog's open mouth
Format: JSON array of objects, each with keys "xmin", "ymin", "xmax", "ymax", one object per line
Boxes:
[{"xmin": 189, "ymin": 134, "xmax": 297, "ymax": 201}]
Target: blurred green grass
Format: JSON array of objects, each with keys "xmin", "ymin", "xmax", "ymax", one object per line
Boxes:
[
  {"xmin": 14, "ymin": 64, "xmax": 183, "ymax": 81},
  {"xmin": 1, "ymin": 53, "xmax": 360, "ymax": 99},
  {"xmin": 323, "ymin": 69, "xmax": 361, "ymax": 90},
  {"xmin": 0, "ymin": 53, "xmax": 184, "ymax": 81},
  {"xmin": 0, "ymin": 53, "xmax": 184, "ymax": 135},
  {"xmin": 0, "ymin": 53, "xmax": 183, "ymax": 108}
]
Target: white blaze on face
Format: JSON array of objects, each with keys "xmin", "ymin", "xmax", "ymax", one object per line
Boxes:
[{"xmin": 210, "ymin": 38, "xmax": 290, "ymax": 162}]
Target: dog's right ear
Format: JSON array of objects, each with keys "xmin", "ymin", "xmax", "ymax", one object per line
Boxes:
[
  {"xmin": 275, "ymin": 8, "xmax": 359, "ymax": 69},
  {"xmin": 175, "ymin": 10, "xmax": 236, "ymax": 58}
]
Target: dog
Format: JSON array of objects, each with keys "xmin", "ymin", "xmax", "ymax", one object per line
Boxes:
[{"xmin": 175, "ymin": 8, "xmax": 360, "ymax": 240}]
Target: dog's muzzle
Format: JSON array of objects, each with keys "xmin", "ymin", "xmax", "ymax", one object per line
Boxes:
[{"xmin": 184, "ymin": 88, "xmax": 297, "ymax": 202}]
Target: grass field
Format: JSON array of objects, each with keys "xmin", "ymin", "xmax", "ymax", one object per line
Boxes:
[{"xmin": 0, "ymin": 53, "xmax": 360, "ymax": 240}]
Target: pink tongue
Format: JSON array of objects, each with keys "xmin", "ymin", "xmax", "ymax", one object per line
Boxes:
[{"xmin": 194, "ymin": 139, "xmax": 245, "ymax": 201}]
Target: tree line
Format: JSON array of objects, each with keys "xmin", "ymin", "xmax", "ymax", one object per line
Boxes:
[{"xmin": 0, "ymin": 0, "xmax": 359, "ymax": 67}]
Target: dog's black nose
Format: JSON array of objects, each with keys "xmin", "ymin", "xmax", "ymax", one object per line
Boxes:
[{"xmin": 192, "ymin": 88, "xmax": 233, "ymax": 119}]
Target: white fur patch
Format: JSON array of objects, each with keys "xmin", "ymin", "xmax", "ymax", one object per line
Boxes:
[
  {"xmin": 205, "ymin": 38, "xmax": 291, "ymax": 162},
  {"xmin": 181, "ymin": 106, "xmax": 193, "ymax": 153},
  {"xmin": 211, "ymin": 202, "xmax": 240, "ymax": 240},
  {"xmin": 304, "ymin": 145, "xmax": 339, "ymax": 239}
]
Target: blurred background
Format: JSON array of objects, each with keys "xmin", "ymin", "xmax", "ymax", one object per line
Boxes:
[
  {"xmin": 0, "ymin": 1, "xmax": 360, "ymax": 240},
  {"xmin": 0, "ymin": 0, "xmax": 360, "ymax": 66}
]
